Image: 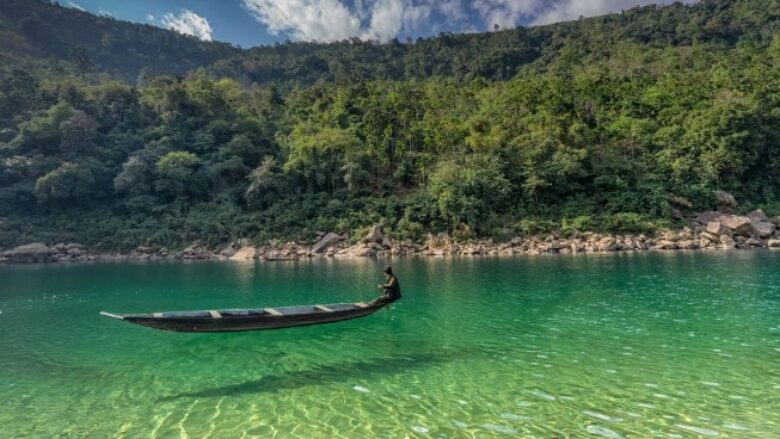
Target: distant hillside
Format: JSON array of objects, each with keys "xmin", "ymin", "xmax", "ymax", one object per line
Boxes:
[
  {"xmin": 215, "ymin": 0, "xmax": 779, "ymax": 84},
  {"xmin": 0, "ymin": 0, "xmax": 237, "ymax": 82},
  {"xmin": 1, "ymin": 0, "xmax": 777, "ymax": 85}
]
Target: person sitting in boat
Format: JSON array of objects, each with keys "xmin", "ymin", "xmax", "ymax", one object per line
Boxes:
[{"xmin": 372, "ymin": 266, "xmax": 401, "ymax": 304}]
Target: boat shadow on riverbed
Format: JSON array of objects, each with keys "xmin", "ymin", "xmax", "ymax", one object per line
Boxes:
[{"xmin": 158, "ymin": 349, "xmax": 468, "ymax": 401}]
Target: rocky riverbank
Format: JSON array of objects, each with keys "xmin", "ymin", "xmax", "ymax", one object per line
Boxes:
[{"xmin": 2, "ymin": 208, "xmax": 780, "ymax": 264}]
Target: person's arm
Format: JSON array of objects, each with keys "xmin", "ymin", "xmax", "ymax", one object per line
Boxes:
[
  {"xmin": 378, "ymin": 276, "xmax": 396, "ymax": 290},
  {"xmin": 372, "ymin": 280, "xmax": 391, "ymax": 304}
]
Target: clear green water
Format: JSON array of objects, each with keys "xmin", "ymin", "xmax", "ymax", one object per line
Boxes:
[{"xmin": 1, "ymin": 252, "xmax": 779, "ymax": 438}]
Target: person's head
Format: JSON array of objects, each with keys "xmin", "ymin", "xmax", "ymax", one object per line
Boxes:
[{"xmin": 383, "ymin": 266, "xmax": 393, "ymax": 275}]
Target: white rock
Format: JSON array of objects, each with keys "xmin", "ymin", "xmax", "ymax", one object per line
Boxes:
[{"xmin": 230, "ymin": 246, "xmax": 257, "ymax": 260}]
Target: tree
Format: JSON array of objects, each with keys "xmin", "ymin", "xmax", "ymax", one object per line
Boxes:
[
  {"xmin": 219, "ymin": 134, "xmax": 263, "ymax": 167},
  {"xmin": 69, "ymin": 47, "xmax": 93, "ymax": 73},
  {"xmin": 114, "ymin": 155, "xmax": 149, "ymax": 194},
  {"xmin": 155, "ymin": 151, "xmax": 200, "ymax": 197},
  {"xmin": 59, "ymin": 110, "xmax": 97, "ymax": 154},
  {"xmin": 14, "ymin": 101, "xmax": 74, "ymax": 153},
  {"xmin": 284, "ymin": 125, "xmax": 361, "ymax": 193},
  {"xmin": 34, "ymin": 162, "xmax": 95, "ymax": 204},
  {"xmin": 245, "ymin": 156, "xmax": 285, "ymax": 208},
  {"xmin": 427, "ymin": 154, "xmax": 511, "ymax": 233}
]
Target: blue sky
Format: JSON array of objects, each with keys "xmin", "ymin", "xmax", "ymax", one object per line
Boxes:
[{"xmin": 64, "ymin": 0, "xmax": 694, "ymax": 48}]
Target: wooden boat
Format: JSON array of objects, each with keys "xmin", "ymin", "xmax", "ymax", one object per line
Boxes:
[{"xmin": 99, "ymin": 301, "xmax": 386, "ymax": 332}]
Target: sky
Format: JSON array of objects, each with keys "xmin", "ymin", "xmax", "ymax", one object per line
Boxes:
[{"xmin": 63, "ymin": 0, "xmax": 694, "ymax": 48}]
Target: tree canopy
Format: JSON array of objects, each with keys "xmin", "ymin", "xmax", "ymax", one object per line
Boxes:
[{"xmin": 0, "ymin": 0, "xmax": 778, "ymax": 249}]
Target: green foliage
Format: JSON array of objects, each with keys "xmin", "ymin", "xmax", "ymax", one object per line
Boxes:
[
  {"xmin": 15, "ymin": 101, "xmax": 74, "ymax": 153},
  {"xmin": 245, "ymin": 156, "xmax": 285, "ymax": 208},
  {"xmin": 155, "ymin": 151, "xmax": 201, "ymax": 198},
  {"xmin": 0, "ymin": 0, "xmax": 237, "ymax": 83},
  {"xmin": 427, "ymin": 154, "xmax": 511, "ymax": 232},
  {"xmin": 34, "ymin": 161, "xmax": 95, "ymax": 203},
  {"xmin": 156, "ymin": 151, "xmax": 200, "ymax": 179},
  {"xmin": 0, "ymin": 0, "xmax": 779, "ymax": 248}
]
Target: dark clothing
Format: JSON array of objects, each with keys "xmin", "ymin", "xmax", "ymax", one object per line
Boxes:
[{"xmin": 379, "ymin": 274, "xmax": 402, "ymax": 303}]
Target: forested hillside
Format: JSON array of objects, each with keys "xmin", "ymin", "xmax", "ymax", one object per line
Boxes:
[
  {"xmin": 217, "ymin": 0, "xmax": 779, "ymax": 84},
  {"xmin": 0, "ymin": 0, "xmax": 237, "ymax": 81},
  {"xmin": 2, "ymin": 0, "xmax": 776, "ymax": 84},
  {"xmin": 0, "ymin": 0, "xmax": 778, "ymax": 250}
]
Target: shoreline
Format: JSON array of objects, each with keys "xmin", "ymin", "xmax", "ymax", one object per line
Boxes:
[
  {"xmin": 2, "ymin": 245, "xmax": 780, "ymax": 265},
  {"xmin": 3, "ymin": 209, "xmax": 780, "ymax": 264}
]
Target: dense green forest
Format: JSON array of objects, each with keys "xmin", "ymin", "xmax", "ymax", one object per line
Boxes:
[{"xmin": 0, "ymin": 0, "xmax": 778, "ymax": 250}]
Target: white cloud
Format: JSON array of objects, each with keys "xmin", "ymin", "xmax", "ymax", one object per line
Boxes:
[
  {"xmin": 403, "ymin": 2, "xmax": 433, "ymax": 31},
  {"xmin": 472, "ymin": 0, "xmax": 540, "ymax": 30},
  {"xmin": 240, "ymin": 0, "xmax": 699, "ymax": 42},
  {"xmin": 438, "ymin": 0, "xmax": 467, "ymax": 23},
  {"xmin": 242, "ymin": 0, "xmax": 362, "ymax": 42},
  {"xmin": 159, "ymin": 9, "xmax": 214, "ymax": 41},
  {"xmin": 242, "ymin": 0, "xmax": 442, "ymax": 42},
  {"xmin": 67, "ymin": 2, "xmax": 85, "ymax": 12},
  {"xmin": 531, "ymin": 0, "xmax": 695, "ymax": 25},
  {"xmin": 468, "ymin": 0, "xmax": 698, "ymax": 29},
  {"xmin": 364, "ymin": 0, "xmax": 405, "ymax": 40}
]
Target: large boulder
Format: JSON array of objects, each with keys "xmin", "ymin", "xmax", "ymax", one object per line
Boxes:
[
  {"xmin": 311, "ymin": 232, "xmax": 340, "ymax": 254},
  {"xmin": 230, "ymin": 247, "xmax": 257, "ymax": 260},
  {"xmin": 67, "ymin": 246, "xmax": 87, "ymax": 256},
  {"xmin": 751, "ymin": 221, "xmax": 775, "ymax": 238},
  {"xmin": 364, "ymin": 224, "xmax": 383, "ymax": 243},
  {"xmin": 700, "ymin": 231, "xmax": 721, "ymax": 242},
  {"xmin": 696, "ymin": 211, "xmax": 722, "ymax": 225},
  {"xmin": 596, "ymin": 237, "xmax": 618, "ymax": 251},
  {"xmin": 715, "ymin": 190, "xmax": 737, "ymax": 212},
  {"xmin": 744, "ymin": 237, "xmax": 763, "ymax": 248},
  {"xmin": 677, "ymin": 240, "xmax": 698, "ymax": 250},
  {"xmin": 747, "ymin": 209, "xmax": 768, "ymax": 223},
  {"xmin": 677, "ymin": 228, "xmax": 693, "ymax": 240},
  {"xmin": 11, "ymin": 243, "xmax": 53, "ymax": 262},
  {"xmin": 660, "ymin": 230, "xmax": 679, "ymax": 241},
  {"xmin": 705, "ymin": 221, "xmax": 731, "ymax": 237},
  {"xmin": 656, "ymin": 240, "xmax": 678, "ymax": 250},
  {"xmin": 719, "ymin": 215, "xmax": 752, "ymax": 236},
  {"xmin": 53, "ymin": 242, "xmax": 87, "ymax": 257},
  {"xmin": 768, "ymin": 239, "xmax": 780, "ymax": 248},
  {"xmin": 719, "ymin": 235, "xmax": 736, "ymax": 249},
  {"xmin": 550, "ymin": 240, "xmax": 568, "ymax": 250},
  {"xmin": 700, "ymin": 238, "xmax": 716, "ymax": 249},
  {"xmin": 461, "ymin": 243, "xmax": 485, "ymax": 255},
  {"xmin": 219, "ymin": 243, "xmax": 239, "ymax": 258},
  {"xmin": 179, "ymin": 243, "xmax": 214, "ymax": 259},
  {"xmin": 336, "ymin": 243, "xmax": 376, "ymax": 257}
]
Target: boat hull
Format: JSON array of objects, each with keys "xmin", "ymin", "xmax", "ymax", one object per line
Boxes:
[{"xmin": 102, "ymin": 302, "xmax": 387, "ymax": 332}]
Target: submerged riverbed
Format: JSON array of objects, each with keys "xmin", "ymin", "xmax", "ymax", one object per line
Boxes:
[{"xmin": 1, "ymin": 252, "xmax": 779, "ymax": 438}]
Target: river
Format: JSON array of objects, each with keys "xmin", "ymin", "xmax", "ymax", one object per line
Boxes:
[{"xmin": 1, "ymin": 252, "xmax": 779, "ymax": 437}]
